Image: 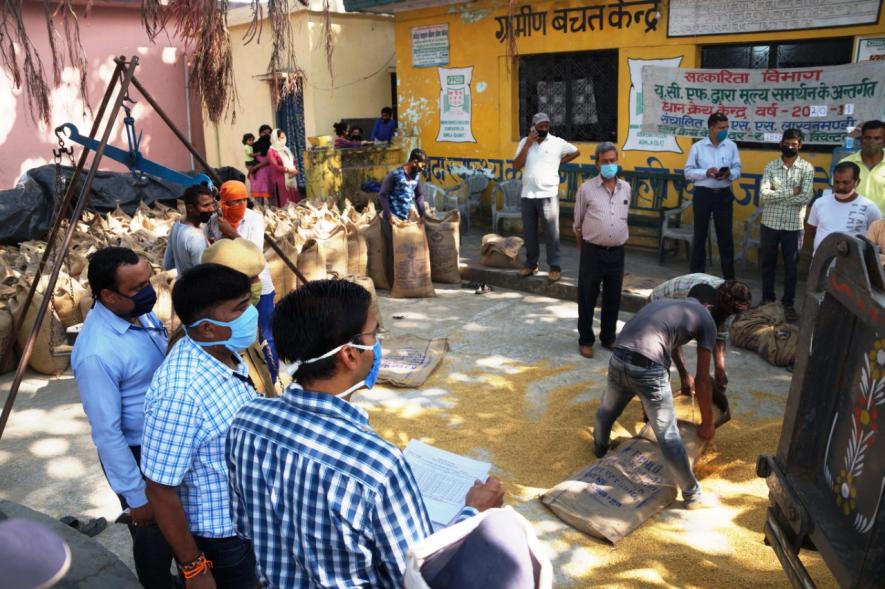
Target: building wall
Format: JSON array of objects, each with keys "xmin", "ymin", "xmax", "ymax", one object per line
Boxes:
[
  {"xmin": 0, "ymin": 4, "xmax": 205, "ymax": 189},
  {"xmin": 391, "ymin": 1, "xmax": 885, "ymax": 231},
  {"xmin": 204, "ymin": 8, "xmax": 394, "ymax": 172}
]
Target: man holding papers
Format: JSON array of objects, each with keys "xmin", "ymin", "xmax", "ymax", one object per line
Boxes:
[{"xmin": 226, "ymin": 279, "xmax": 504, "ymax": 588}]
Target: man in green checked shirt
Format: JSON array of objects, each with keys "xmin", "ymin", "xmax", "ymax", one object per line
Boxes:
[{"xmin": 759, "ymin": 128, "xmax": 815, "ymax": 323}]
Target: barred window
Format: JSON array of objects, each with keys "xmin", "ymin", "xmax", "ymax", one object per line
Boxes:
[
  {"xmin": 518, "ymin": 50, "xmax": 618, "ymax": 143},
  {"xmin": 700, "ymin": 37, "xmax": 853, "ymax": 70}
]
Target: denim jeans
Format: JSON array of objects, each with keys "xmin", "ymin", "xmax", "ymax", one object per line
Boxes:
[
  {"xmin": 594, "ymin": 354, "xmax": 701, "ymax": 498},
  {"xmin": 520, "ymin": 197, "xmax": 561, "ymax": 270},
  {"xmin": 192, "ymin": 535, "xmax": 258, "ymax": 589},
  {"xmin": 256, "ymin": 292, "xmax": 278, "ymax": 382}
]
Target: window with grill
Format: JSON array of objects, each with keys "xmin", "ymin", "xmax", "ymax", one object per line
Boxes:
[{"xmin": 518, "ymin": 50, "xmax": 618, "ymax": 143}]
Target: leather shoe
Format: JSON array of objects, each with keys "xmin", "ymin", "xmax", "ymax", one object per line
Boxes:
[
  {"xmin": 548, "ymin": 270, "xmax": 561, "ymax": 282},
  {"xmin": 518, "ymin": 267, "xmax": 538, "ymax": 277},
  {"xmin": 579, "ymin": 344, "xmax": 594, "ymax": 358}
]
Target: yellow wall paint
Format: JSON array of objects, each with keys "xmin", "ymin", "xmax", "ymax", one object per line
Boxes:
[
  {"xmin": 203, "ymin": 10, "xmax": 395, "ymax": 171},
  {"xmin": 392, "ymin": 0, "xmax": 885, "ymax": 227}
]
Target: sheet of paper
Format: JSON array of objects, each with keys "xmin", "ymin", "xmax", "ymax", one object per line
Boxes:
[{"xmin": 403, "ymin": 440, "xmax": 491, "ymax": 531}]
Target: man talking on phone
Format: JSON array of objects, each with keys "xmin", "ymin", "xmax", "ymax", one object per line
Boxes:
[
  {"xmin": 684, "ymin": 112, "xmax": 742, "ymax": 279},
  {"xmin": 513, "ymin": 112, "xmax": 580, "ymax": 282}
]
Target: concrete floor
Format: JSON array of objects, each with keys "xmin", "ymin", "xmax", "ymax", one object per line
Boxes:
[{"xmin": 0, "ymin": 283, "xmax": 827, "ymax": 588}]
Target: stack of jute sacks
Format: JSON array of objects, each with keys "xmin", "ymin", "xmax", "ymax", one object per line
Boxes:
[{"xmin": 0, "ymin": 199, "xmax": 459, "ymax": 376}]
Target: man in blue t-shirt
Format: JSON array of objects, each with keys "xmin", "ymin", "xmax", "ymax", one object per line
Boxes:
[
  {"xmin": 378, "ymin": 149, "xmax": 428, "ymax": 285},
  {"xmin": 370, "ymin": 106, "xmax": 397, "ymax": 143}
]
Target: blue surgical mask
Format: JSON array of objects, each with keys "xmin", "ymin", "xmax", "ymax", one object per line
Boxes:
[
  {"xmin": 600, "ymin": 163, "xmax": 619, "ymax": 179},
  {"xmin": 715, "ymin": 129, "xmax": 728, "ymax": 142},
  {"xmin": 186, "ymin": 305, "xmax": 259, "ymax": 354},
  {"xmin": 285, "ymin": 337, "xmax": 383, "ymax": 399}
]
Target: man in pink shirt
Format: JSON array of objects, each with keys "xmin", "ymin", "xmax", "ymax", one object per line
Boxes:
[{"xmin": 573, "ymin": 142, "xmax": 631, "ymax": 358}]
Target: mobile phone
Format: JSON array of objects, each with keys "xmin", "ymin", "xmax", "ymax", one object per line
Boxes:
[
  {"xmin": 115, "ymin": 510, "xmax": 133, "ymax": 525},
  {"xmin": 717, "ymin": 166, "xmax": 729, "ymax": 177}
]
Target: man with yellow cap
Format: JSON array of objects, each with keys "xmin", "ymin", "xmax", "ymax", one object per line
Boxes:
[{"xmin": 204, "ymin": 180, "xmax": 279, "ymax": 380}]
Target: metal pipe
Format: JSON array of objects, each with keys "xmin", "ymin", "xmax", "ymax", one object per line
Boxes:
[
  {"xmin": 0, "ymin": 56, "xmax": 140, "ymax": 442},
  {"xmin": 0, "ymin": 60, "xmax": 124, "ymax": 386},
  {"xmin": 183, "ymin": 60, "xmax": 195, "ymax": 171}
]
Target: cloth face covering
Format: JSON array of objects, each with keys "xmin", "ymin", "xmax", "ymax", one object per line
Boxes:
[{"xmin": 120, "ymin": 283, "xmax": 157, "ymax": 318}]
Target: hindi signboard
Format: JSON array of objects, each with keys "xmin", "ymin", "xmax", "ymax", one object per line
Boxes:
[
  {"xmin": 668, "ymin": 0, "xmax": 882, "ymax": 37},
  {"xmin": 640, "ymin": 62, "xmax": 885, "ymax": 145},
  {"xmin": 411, "ymin": 24, "xmax": 449, "ymax": 68},
  {"xmin": 437, "ymin": 67, "xmax": 476, "ymax": 143}
]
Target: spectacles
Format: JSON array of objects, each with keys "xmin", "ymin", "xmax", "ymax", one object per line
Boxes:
[{"xmin": 350, "ymin": 327, "xmax": 387, "ymax": 345}]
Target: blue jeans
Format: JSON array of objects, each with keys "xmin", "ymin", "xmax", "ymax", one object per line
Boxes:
[
  {"xmin": 594, "ymin": 353, "xmax": 701, "ymax": 498},
  {"xmin": 256, "ymin": 292, "xmax": 278, "ymax": 382},
  {"xmin": 193, "ymin": 536, "xmax": 257, "ymax": 589}
]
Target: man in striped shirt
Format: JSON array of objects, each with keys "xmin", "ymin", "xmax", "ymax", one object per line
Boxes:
[
  {"xmin": 758, "ymin": 129, "xmax": 815, "ymax": 322},
  {"xmin": 226, "ymin": 280, "xmax": 504, "ymax": 588}
]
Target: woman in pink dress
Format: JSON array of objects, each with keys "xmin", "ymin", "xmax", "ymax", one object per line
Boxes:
[
  {"xmin": 268, "ymin": 128, "xmax": 301, "ymax": 207},
  {"xmin": 248, "ymin": 124, "xmax": 273, "ymax": 205}
]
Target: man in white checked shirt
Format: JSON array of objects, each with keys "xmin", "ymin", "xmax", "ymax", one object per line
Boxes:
[
  {"xmin": 142, "ymin": 264, "xmax": 259, "ymax": 589},
  {"xmin": 226, "ymin": 280, "xmax": 504, "ymax": 588}
]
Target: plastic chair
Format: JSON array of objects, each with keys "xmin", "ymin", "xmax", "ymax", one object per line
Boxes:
[
  {"xmin": 466, "ymin": 174, "xmax": 491, "ymax": 211},
  {"xmin": 423, "ymin": 183, "xmax": 447, "ymax": 213},
  {"xmin": 658, "ymin": 199, "xmax": 713, "ymax": 265},
  {"xmin": 491, "ymin": 179, "xmax": 523, "ymax": 234},
  {"xmin": 737, "ymin": 208, "xmax": 763, "ymax": 270},
  {"xmin": 444, "ymin": 180, "xmax": 471, "ymax": 232}
]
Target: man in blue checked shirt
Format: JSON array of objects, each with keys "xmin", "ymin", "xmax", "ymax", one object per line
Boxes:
[
  {"xmin": 142, "ymin": 264, "xmax": 259, "ymax": 589},
  {"xmin": 71, "ymin": 247, "xmax": 175, "ymax": 588},
  {"xmin": 226, "ymin": 280, "xmax": 504, "ymax": 588}
]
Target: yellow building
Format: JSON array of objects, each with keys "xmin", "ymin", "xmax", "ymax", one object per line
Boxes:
[
  {"xmin": 344, "ymin": 0, "xmax": 885, "ymax": 244},
  {"xmin": 203, "ymin": 2, "xmax": 396, "ymax": 184}
]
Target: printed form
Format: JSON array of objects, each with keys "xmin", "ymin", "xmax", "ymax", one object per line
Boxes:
[{"xmin": 403, "ymin": 440, "xmax": 491, "ymax": 531}]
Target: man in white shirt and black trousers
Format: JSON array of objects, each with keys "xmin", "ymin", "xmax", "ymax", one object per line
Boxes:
[
  {"xmin": 684, "ymin": 112, "xmax": 742, "ymax": 280},
  {"xmin": 513, "ymin": 112, "xmax": 580, "ymax": 282}
]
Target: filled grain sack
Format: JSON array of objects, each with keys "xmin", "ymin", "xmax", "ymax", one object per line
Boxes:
[
  {"xmin": 9, "ymin": 286, "xmax": 70, "ymax": 375},
  {"xmin": 151, "ymin": 270, "xmax": 179, "ymax": 335},
  {"xmin": 0, "ymin": 298, "xmax": 17, "ymax": 374},
  {"xmin": 50, "ymin": 272, "xmax": 88, "ymax": 328},
  {"xmin": 314, "ymin": 223, "xmax": 349, "ymax": 279},
  {"xmin": 541, "ymin": 420, "xmax": 707, "ymax": 544},
  {"xmin": 424, "ymin": 210, "xmax": 461, "ymax": 284},
  {"xmin": 390, "ymin": 217, "xmax": 435, "ymax": 299},
  {"xmin": 296, "ymin": 238, "xmax": 328, "ymax": 286},
  {"xmin": 344, "ymin": 275, "xmax": 382, "ymax": 328},
  {"xmin": 378, "ymin": 334, "xmax": 448, "ymax": 388},
  {"xmin": 361, "ymin": 215, "xmax": 390, "ymax": 291},
  {"xmin": 730, "ymin": 303, "xmax": 798, "ymax": 367},
  {"xmin": 480, "ymin": 234, "xmax": 524, "ymax": 269},
  {"xmin": 345, "ymin": 222, "xmax": 369, "ymax": 277},
  {"xmin": 265, "ymin": 233, "xmax": 301, "ymax": 302}
]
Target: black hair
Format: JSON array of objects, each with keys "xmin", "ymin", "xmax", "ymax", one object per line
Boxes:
[
  {"xmin": 408, "ymin": 148, "xmax": 427, "ymax": 163},
  {"xmin": 172, "ymin": 263, "xmax": 251, "ymax": 326},
  {"xmin": 333, "ymin": 121, "xmax": 349, "ymax": 137},
  {"xmin": 782, "ymin": 128, "xmax": 803, "ymax": 142},
  {"xmin": 274, "ymin": 279, "xmax": 372, "ymax": 384},
  {"xmin": 182, "ymin": 183, "xmax": 214, "ymax": 207},
  {"xmin": 687, "ymin": 283, "xmax": 718, "ymax": 306},
  {"xmin": 258, "ymin": 124, "xmax": 272, "ymax": 134},
  {"xmin": 707, "ymin": 112, "xmax": 728, "ymax": 128},
  {"xmin": 87, "ymin": 247, "xmax": 140, "ymax": 299},
  {"xmin": 834, "ymin": 161, "xmax": 861, "ymax": 182},
  {"xmin": 350, "ymin": 126, "xmax": 364, "ymax": 137},
  {"xmin": 861, "ymin": 120, "xmax": 885, "ymax": 134},
  {"xmin": 381, "ymin": 107, "xmax": 393, "ymax": 116},
  {"xmin": 242, "ymin": 133, "xmax": 255, "ymax": 144}
]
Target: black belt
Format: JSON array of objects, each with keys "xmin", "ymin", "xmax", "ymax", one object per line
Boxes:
[
  {"xmin": 585, "ymin": 241, "xmax": 625, "ymax": 251},
  {"xmin": 695, "ymin": 186, "xmax": 731, "ymax": 194},
  {"xmin": 613, "ymin": 347, "xmax": 662, "ymax": 369}
]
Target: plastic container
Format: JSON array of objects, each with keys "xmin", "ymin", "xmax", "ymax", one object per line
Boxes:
[{"xmin": 830, "ymin": 127, "xmax": 857, "ymax": 181}]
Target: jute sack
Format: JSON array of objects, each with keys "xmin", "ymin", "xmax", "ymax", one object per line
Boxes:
[
  {"xmin": 730, "ymin": 303, "xmax": 798, "ymax": 366},
  {"xmin": 480, "ymin": 234, "xmax": 524, "ymax": 269},
  {"xmin": 361, "ymin": 215, "xmax": 390, "ymax": 291},
  {"xmin": 541, "ymin": 420, "xmax": 707, "ymax": 544},
  {"xmin": 265, "ymin": 233, "xmax": 301, "ymax": 302},
  {"xmin": 151, "ymin": 270, "xmax": 180, "ymax": 335},
  {"xmin": 343, "ymin": 275, "xmax": 383, "ymax": 328},
  {"xmin": 50, "ymin": 272, "xmax": 88, "ymax": 328},
  {"xmin": 378, "ymin": 334, "xmax": 448, "ymax": 388},
  {"xmin": 314, "ymin": 223, "xmax": 349, "ymax": 279},
  {"xmin": 296, "ymin": 238, "xmax": 328, "ymax": 286},
  {"xmin": 390, "ymin": 217, "xmax": 435, "ymax": 299},
  {"xmin": 424, "ymin": 211, "xmax": 461, "ymax": 284},
  {"xmin": 9, "ymin": 286, "xmax": 70, "ymax": 375},
  {"xmin": 345, "ymin": 222, "xmax": 369, "ymax": 277},
  {"xmin": 0, "ymin": 299, "xmax": 17, "ymax": 374}
]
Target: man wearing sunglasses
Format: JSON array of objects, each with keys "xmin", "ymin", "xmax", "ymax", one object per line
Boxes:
[{"xmin": 226, "ymin": 280, "xmax": 504, "ymax": 588}]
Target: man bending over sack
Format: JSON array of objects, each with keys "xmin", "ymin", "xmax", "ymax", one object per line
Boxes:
[
  {"xmin": 226, "ymin": 280, "xmax": 504, "ymax": 588},
  {"xmin": 649, "ymin": 275, "xmax": 751, "ymax": 419},
  {"xmin": 594, "ymin": 284, "xmax": 728, "ymax": 509}
]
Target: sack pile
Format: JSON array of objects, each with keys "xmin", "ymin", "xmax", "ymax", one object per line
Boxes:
[
  {"xmin": 729, "ymin": 303, "xmax": 800, "ymax": 367},
  {"xmin": 480, "ymin": 234, "xmax": 524, "ymax": 269}
]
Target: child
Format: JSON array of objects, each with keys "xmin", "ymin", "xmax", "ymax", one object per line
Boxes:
[{"xmin": 242, "ymin": 133, "xmax": 257, "ymax": 168}]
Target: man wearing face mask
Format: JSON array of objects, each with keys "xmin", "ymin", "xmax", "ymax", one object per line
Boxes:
[
  {"xmin": 226, "ymin": 280, "xmax": 504, "ymax": 588},
  {"xmin": 758, "ymin": 129, "xmax": 815, "ymax": 322},
  {"xmin": 163, "ymin": 184, "xmax": 215, "ymax": 274},
  {"xmin": 807, "ymin": 161, "xmax": 881, "ymax": 256},
  {"xmin": 205, "ymin": 180, "xmax": 278, "ymax": 381},
  {"xmin": 684, "ymin": 112, "xmax": 742, "ymax": 279},
  {"xmin": 513, "ymin": 112, "xmax": 580, "ymax": 282},
  {"xmin": 72, "ymin": 247, "xmax": 175, "ymax": 588},
  {"xmin": 573, "ymin": 142, "xmax": 630, "ymax": 359},
  {"xmin": 142, "ymin": 264, "xmax": 258, "ymax": 589},
  {"xmin": 840, "ymin": 120, "xmax": 885, "ymax": 214}
]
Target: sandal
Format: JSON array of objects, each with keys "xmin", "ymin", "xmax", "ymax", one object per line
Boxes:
[
  {"xmin": 59, "ymin": 516, "xmax": 107, "ymax": 537},
  {"xmin": 474, "ymin": 284, "xmax": 493, "ymax": 294}
]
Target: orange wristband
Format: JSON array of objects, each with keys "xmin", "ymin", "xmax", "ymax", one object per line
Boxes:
[{"xmin": 179, "ymin": 553, "xmax": 213, "ymax": 580}]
